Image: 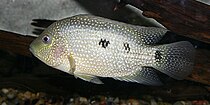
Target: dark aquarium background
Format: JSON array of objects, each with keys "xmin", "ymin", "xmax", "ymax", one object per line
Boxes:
[{"xmin": 0, "ymin": 0, "xmax": 209, "ymax": 104}]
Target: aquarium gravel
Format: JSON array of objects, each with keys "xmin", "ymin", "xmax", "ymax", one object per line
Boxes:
[{"xmin": 0, "ymin": 88, "xmax": 209, "ymax": 105}]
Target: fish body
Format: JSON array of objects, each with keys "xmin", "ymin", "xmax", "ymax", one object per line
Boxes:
[{"xmin": 30, "ymin": 14, "xmax": 195, "ymax": 85}]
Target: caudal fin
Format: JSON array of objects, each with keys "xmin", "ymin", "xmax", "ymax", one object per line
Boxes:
[{"xmin": 153, "ymin": 41, "xmax": 195, "ymax": 80}]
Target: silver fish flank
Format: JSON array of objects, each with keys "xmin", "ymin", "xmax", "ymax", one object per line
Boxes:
[{"xmin": 29, "ymin": 14, "xmax": 195, "ymax": 85}]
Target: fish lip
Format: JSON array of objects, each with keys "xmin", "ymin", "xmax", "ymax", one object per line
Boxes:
[
  {"xmin": 29, "ymin": 47, "xmax": 36, "ymax": 56},
  {"xmin": 29, "ymin": 47, "xmax": 33, "ymax": 53},
  {"xmin": 29, "ymin": 43, "xmax": 34, "ymax": 53},
  {"xmin": 29, "ymin": 46, "xmax": 39, "ymax": 59},
  {"xmin": 29, "ymin": 47, "xmax": 58, "ymax": 67}
]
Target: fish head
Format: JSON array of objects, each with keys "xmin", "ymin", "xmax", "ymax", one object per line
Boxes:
[{"xmin": 29, "ymin": 25, "xmax": 72, "ymax": 72}]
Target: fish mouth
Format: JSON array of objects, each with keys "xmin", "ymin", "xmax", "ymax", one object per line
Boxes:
[
  {"xmin": 29, "ymin": 47, "xmax": 33, "ymax": 53},
  {"xmin": 29, "ymin": 43, "xmax": 34, "ymax": 53},
  {"xmin": 29, "ymin": 46, "xmax": 58, "ymax": 68},
  {"xmin": 29, "ymin": 46, "xmax": 37, "ymax": 57},
  {"xmin": 29, "ymin": 47, "xmax": 49, "ymax": 66},
  {"xmin": 29, "ymin": 46, "xmax": 40, "ymax": 60}
]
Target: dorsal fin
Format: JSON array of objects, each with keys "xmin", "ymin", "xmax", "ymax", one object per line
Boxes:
[
  {"xmin": 135, "ymin": 27, "xmax": 168, "ymax": 45},
  {"xmin": 70, "ymin": 14, "xmax": 168, "ymax": 45}
]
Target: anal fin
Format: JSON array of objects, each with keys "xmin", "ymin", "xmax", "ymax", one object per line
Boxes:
[
  {"xmin": 113, "ymin": 67, "xmax": 162, "ymax": 85},
  {"xmin": 74, "ymin": 73, "xmax": 103, "ymax": 84}
]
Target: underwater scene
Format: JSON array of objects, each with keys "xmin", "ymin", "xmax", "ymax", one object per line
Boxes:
[{"xmin": 0, "ymin": 0, "xmax": 210, "ymax": 105}]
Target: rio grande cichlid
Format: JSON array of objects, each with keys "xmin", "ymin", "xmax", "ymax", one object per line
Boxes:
[{"xmin": 29, "ymin": 14, "xmax": 195, "ymax": 85}]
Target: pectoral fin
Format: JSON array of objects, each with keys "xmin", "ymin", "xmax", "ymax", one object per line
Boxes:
[
  {"xmin": 68, "ymin": 55, "xmax": 76, "ymax": 74},
  {"xmin": 74, "ymin": 73, "xmax": 103, "ymax": 84}
]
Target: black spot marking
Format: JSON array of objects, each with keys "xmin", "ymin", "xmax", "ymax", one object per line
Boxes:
[
  {"xmin": 99, "ymin": 39, "xmax": 110, "ymax": 48},
  {"xmin": 155, "ymin": 50, "xmax": 162, "ymax": 60},
  {"xmin": 124, "ymin": 43, "xmax": 130, "ymax": 53}
]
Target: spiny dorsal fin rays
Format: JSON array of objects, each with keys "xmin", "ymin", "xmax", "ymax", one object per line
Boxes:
[{"xmin": 72, "ymin": 14, "xmax": 168, "ymax": 45}]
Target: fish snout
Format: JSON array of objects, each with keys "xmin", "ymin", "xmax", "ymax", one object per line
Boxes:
[{"xmin": 29, "ymin": 43, "xmax": 35, "ymax": 54}]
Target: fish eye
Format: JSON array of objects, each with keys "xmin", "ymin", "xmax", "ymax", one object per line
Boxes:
[{"xmin": 42, "ymin": 35, "xmax": 50, "ymax": 44}]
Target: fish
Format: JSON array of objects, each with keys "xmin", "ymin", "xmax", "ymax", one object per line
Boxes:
[{"xmin": 29, "ymin": 14, "xmax": 195, "ymax": 85}]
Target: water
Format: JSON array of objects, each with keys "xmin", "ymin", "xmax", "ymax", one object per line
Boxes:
[{"xmin": 0, "ymin": 0, "xmax": 209, "ymax": 104}]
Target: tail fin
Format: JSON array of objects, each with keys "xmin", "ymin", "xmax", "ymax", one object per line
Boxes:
[{"xmin": 152, "ymin": 41, "xmax": 195, "ymax": 80}]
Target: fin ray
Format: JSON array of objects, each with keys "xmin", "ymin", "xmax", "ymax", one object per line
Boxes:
[
  {"xmin": 135, "ymin": 27, "xmax": 168, "ymax": 45},
  {"xmin": 74, "ymin": 72, "xmax": 103, "ymax": 84},
  {"xmin": 113, "ymin": 67, "xmax": 163, "ymax": 85},
  {"xmin": 153, "ymin": 41, "xmax": 195, "ymax": 80}
]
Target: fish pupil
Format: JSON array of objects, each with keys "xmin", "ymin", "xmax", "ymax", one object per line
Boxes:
[{"xmin": 42, "ymin": 35, "xmax": 50, "ymax": 44}]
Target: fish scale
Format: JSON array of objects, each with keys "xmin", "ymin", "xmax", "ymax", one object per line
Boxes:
[
  {"xmin": 67, "ymin": 29, "xmax": 153, "ymax": 77},
  {"xmin": 30, "ymin": 14, "xmax": 195, "ymax": 85},
  {"xmin": 65, "ymin": 28, "xmax": 157, "ymax": 77}
]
